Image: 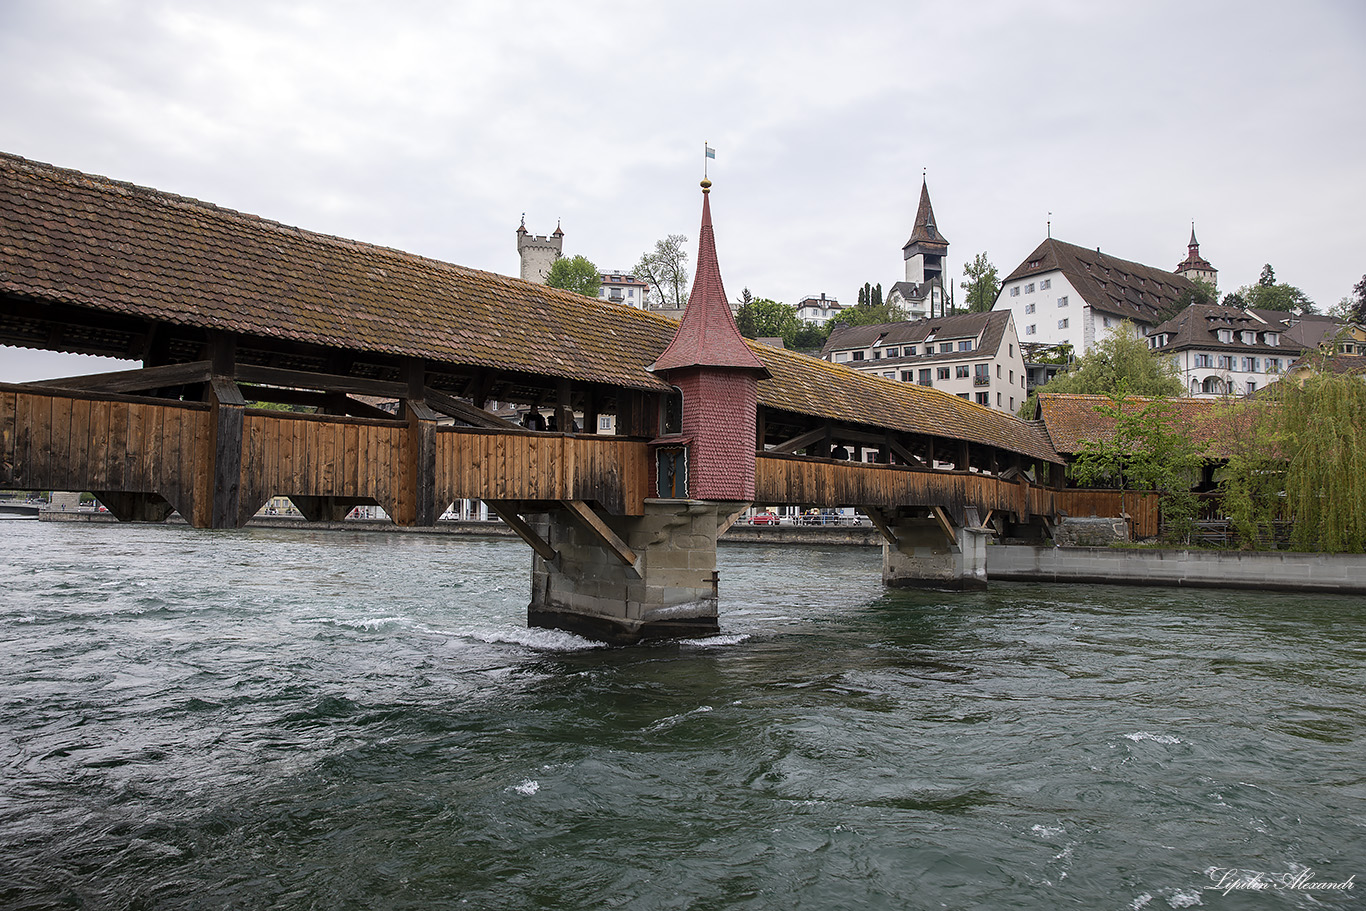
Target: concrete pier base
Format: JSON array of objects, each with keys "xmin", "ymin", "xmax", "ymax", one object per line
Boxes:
[
  {"xmin": 881, "ymin": 516, "xmax": 990, "ymax": 591},
  {"xmin": 527, "ymin": 498, "xmax": 742, "ymax": 645}
]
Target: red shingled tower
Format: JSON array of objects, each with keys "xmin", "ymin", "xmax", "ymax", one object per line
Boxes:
[{"xmin": 649, "ymin": 178, "xmax": 770, "ymax": 500}]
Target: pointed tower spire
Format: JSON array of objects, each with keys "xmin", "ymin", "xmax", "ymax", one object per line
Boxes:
[
  {"xmin": 902, "ymin": 177, "xmax": 949, "ymax": 288},
  {"xmin": 1175, "ymin": 221, "xmax": 1218, "ymax": 290},
  {"xmin": 650, "ymin": 179, "xmax": 769, "ymax": 376}
]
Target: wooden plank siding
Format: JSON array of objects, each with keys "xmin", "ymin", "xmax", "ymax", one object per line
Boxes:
[
  {"xmin": 239, "ymin": 410, "xmax": 410, "ymax": 522},
  {"xmin": 1, "ymin": 384, "xmax": 1146, "ymax": 533},
  {"xmin": 434, "ymin": 428, "xmax": 650, "ymax": 517},
  {"xmin": 755, "ymin": 452, "xmax": 1157, "ymax": 533},
  {"xmin": 0, "ymin": 385, "xmax": 209, "ymax": 519}
]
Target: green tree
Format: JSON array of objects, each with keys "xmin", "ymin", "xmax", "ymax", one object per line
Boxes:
[
  {"xmin": 856, "ymin": 282, "xmax": 883, "ymax": 309},
  {"xmin": 1070, "ymin": 392, "xmax": 1207, "ymax": 544},
  {"xmin": 1279, "ymin": 368, "xmax": 1366, "ymax": 552},
  {"xmin": 736, "ymin": 298, "xmax": 799, "ymax": 340},
  {"xmin": 1019, "ymin": 322, "xmax": 1183, "ymax": 416},
  {"xmin": 1235, "ymin": 264, "xmax": 1317, "ymax": 313},
  {"xmin": 1327, "ymin": 274, "xmax": 1366, "ymax": 323},
  {"xmin": 959, "ymin": 252, "xmax": 1001, "ymax": 313},
  {"xmin": 830, "ymin": 297, "xmax": 906, "ymax": 329},
  {"xmin": 634, "ymin": 234, "xmax": 690, "ymax": 309},
  {"xmin": 545, "ymin": 254, "xmax": 601, "ymax": 298},
  {"xmin": 789, "ymin": 321, "xmax": 832, "ymax": 351}
]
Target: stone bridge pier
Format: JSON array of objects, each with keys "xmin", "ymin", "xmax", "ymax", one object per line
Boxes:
[
  {"xmin": 868, "ymin": 507, "xmax": 990, "ymax": 591},
  {"xmin": 523, "ymin": 499, "xmax": 745, "ymax": 645}
]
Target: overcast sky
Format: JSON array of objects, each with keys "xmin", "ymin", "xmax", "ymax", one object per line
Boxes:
[{"xmin": 2, "ymin": 0, "xmax": 1364, "ymax": 382}]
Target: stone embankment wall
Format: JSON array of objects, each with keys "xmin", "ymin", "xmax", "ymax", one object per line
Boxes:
[{"xmin": 988, "ymin": 546, "xmax": 1366, "ymax": 595}]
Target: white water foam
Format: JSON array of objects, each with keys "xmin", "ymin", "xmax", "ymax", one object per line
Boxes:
[
  {"xmin": 298, "ymin": 616, "xmax": 408, "ymax": 631},
  {"xmin": 678, "ymin": 633, "xmax": 750, "ymax": 648},
  {"xmin": 472, "ymin": 627, "xmax": 607, "ymax": 652},
  {"xmin": 1125, "ymin": 731, "xmax": 1182, "ymax": 745},
  {"xmin": 511, "ymin": 779, "xmax": 539, "ymax": 796}
]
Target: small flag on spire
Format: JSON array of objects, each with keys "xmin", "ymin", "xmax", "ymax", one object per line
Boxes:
[{"xmin": 705, "ymin": 145, "xmax": 715, "ymax": 160}]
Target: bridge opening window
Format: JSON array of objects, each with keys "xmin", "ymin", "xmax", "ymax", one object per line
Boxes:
[
  {"xmin": 656, "ymin": 447, "xmax": 688, "ymax": 498},
  {"xmin": 662, "ymin": 388, "xmax": 683, "ymax": 436},
  {"xmin": 598, "ymin": 415, "xmax": 613, "ymax": 433},
  {"xmin": 918, "ymin": 369, "xmax": 932, "ymax": 386}
]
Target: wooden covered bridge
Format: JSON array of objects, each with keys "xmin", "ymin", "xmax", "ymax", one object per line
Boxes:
[{"xmin": 0, "ymin": 153, "xmax": 1142, "ymax": 641}]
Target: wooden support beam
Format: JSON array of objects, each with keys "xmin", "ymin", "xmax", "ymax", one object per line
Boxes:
[
  {"xmin": 888, "ymin": 437, "xmax": 927, "ymax": 468},
  {"xmin": 235, "ymin": 364, "xmax": 408, "ymax": 399},
  {"xmin": 864, "ymin": 507, "xmax": 899, "ymax": 548},
  {"xmin": 930, "ymin": 506, "xmax": 958, "ymax": 546},
  {"xmin": 771, "ymin": 425, "xmax": 828, "ymax": 454},
  {"xmin": 424, "ymin": 388, "xmax": 520, "ymax": 429},
  {"xmin": 485, "ymin": 502, "xmax": 559, "ymax": 565},
  {"xmin": 32, "ymin": 360, "xmax": 213, "ymax": 394},
  {"xmin": 717, "ymin": 504, "xmax": 750, "ymax": 535},
  {"xmin": 560, "ymin": 500, "xmax": 640, "ymax": 575},
  {"xmin": 92, "ymin": 491, "xmax": 174, "ymax": 523}
]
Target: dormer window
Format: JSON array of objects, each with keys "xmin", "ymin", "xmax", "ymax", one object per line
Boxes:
[
  {"xmin": 1265, "ymin": 332, "xmax": 1280, "ymax": 346},
  {"xmin": 1217, "ymin": 329, "xmax": 1233, "ymax": 343},
  {"xmin": 1241, "ymin": 331, "xmax": 1256, "ymax": 345}
]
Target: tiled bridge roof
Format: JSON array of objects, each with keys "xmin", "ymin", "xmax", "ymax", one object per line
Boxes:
[{"xmin": 0, "ymin": 152, "xmax": 1060, "ymax": 463}]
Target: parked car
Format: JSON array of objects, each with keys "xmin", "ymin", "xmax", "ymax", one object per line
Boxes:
[{"xmin": 748, "ymin": 513, "xmax": 781, "ymax": 525}]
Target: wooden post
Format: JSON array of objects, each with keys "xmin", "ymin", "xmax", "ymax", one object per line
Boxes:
[
  {"xmin": 207, "ymin": 378, "xmax": 245, "ymax": 529},
  {"xmin": 556, "ymin": 379, "xmax": 574, "ymax": 433},
  {"xmin": 403, "ymin": 400, "xmax": 439, "ymax": 526}
]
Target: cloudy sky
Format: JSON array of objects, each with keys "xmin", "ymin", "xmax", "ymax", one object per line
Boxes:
[{"xmin": 2, "ymin": 0, "xmax": 1364, "ymax": 381}]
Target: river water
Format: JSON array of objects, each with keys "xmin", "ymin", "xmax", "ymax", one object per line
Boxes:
[{"xmin": 0, "ymin": 521, "xmax": 1361, "ymax": 910}]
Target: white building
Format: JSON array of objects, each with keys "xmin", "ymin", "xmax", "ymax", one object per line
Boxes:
[
  {"xmin": 795, "ymin": 293, "xmax": 844, "ymax": 326},
  {"xmin": 820, "ymin": 310, "xmax": 1028, "ymax": 413},
  {"xmin": 1150, "ymin": 306, "xmax": 1349, "ymax": 397},
  {"xmin": 598, "ymin": 271, "xmax": 650, "ymax": 308},
  {"xmin": 993, "ymin": 237, "xmax": 1200, "ymax": 355}
]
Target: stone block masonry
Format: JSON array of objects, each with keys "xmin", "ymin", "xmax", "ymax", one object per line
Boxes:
[
  {"xmin": 528, "ymin": 499, "xmax": 741, "ymax": 644},
  {"xmin": 987, "ymin": 546, "xmax": 1366, "ymax": 595}
]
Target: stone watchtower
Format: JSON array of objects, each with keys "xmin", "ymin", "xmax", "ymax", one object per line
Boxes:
[{"xmin": 516, "ymin": 216, "xmax": 563, "ymax": 284}]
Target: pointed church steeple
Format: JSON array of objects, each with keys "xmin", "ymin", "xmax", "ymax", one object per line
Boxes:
[{"xmin": 902, "ymin": 177, "xmax": 948, "ymax": 287}]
